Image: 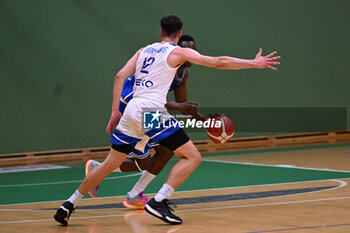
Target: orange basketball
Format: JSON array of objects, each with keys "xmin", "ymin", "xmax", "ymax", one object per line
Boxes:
[{"xmin": 206, "ymin": 115, "xmax": 235, "ymax": 144}]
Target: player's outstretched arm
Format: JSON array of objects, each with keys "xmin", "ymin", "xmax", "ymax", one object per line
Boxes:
[
  {"xmin": 106, "ymin": 48, "xmax": 143, "ymax": 134},
  {"xmin": 169, "ymin": 47, "xmax": 280, "ymax": 71}
]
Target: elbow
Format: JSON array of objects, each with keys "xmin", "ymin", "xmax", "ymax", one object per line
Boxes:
[
  {"xmin": 115, "ymin": 72, "xmax": 122, "ymax": 81},
  {"xmin": 115, "ymin": 71, "xmax": 127, "ymax": 83},
  {"xmin": 215, "ymin": 57, "xmax": 229, "ymax": 69},
  {"xmin": 164, "ymin": 102, "xmax": 170, "ymax": 109}
]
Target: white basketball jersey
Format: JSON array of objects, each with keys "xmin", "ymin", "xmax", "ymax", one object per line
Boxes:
[{"xmin": 133, "ymin": 42, "xmax": 179, "ymax": 105}]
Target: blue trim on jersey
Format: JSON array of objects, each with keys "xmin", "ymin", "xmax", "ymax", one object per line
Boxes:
[
  {"xmin": 169, "ymin": 70, "xmax": 185, "ymax": 91},
  {"xmin": 150, "ymin": 126, "xmax": 181, "ymax": 143},
  {"xmin": 121, "ymin": 75, "xmax": 135, "ymax": 100},
  {"xmin": 145, "ymin": 118, "xmax": 181, "ymax": 142},
  {"xmin": 110, "ymin": 129, "xmax": 151, "ymax": 159},
  {"xmin": 110, "ymin": 118, "xmax": 180, "ymax": 158},
  {"xmin": 144, "ymin": 118, "xmax": 177, "ymax": 137},
  {"xmin": 119, "ymin": 75, "xmax": 135, "ymax": 114},
  {"xmin": 169, "ymin": 43, "xmax": 177, "ymax": 46},
  {"xmin": 110, "ymin": 129, "xmax": 140, "ymax": 145},
  {"xmin": 119, "ymin": 102, "xmax": 127, "ymax": 115},
  {"xmin": 128, "ymin": 148, "xmax": 150, "ymax": 159},
  {"xmin": 147, "ymin": 140, "xmax": 159, "ymax": 148}
]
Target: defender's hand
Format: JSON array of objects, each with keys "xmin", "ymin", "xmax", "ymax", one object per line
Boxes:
[
  {"xmin": 106, "ymin": 111, "xmax": 122, "ymax": 134},
  {"xmin": 254, "ymin": 48, "xmax": 281, "ymax": 70}
]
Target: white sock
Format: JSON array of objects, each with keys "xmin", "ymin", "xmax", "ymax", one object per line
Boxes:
[
  {"xmin": 67, "ymin": 189, "xmax": 83, "ymax": 207},
  {"xmin": 154, "ymin": 183, "xmax": 175, "ymax": 202},
  {"xmin": 128, "ymin": 171, "xmax": 156, "ymax": 198}
]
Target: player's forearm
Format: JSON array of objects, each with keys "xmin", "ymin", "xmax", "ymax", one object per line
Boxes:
[
  {"xmin": 165, "ymin": 101, "xmax": 205, "ymax": 121},
  {"xmin": 216, "ymin": 56, "xmax": 257, "ymax": 70},
  {"xmin": 111, "ymin": 73, "xmax": 126, "ymax": 113},
  {"xmin": 165, "ymin": 101, "xmax": 179, "ymax": 110}
]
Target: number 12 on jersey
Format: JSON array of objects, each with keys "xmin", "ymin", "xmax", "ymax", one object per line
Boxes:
[{"xmin": 140, "ymin": 57, "xmax": 155, "ymax": 74}]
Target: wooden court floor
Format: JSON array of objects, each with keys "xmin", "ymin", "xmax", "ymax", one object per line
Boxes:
[{"xmin": 1, "ymin": 144, "xmax": 350, "ymax": 233}]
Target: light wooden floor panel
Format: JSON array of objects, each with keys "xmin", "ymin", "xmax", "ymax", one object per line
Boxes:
[{"xmin": 1, "ymin": 145, "xmax": 350, "ymax": 233}]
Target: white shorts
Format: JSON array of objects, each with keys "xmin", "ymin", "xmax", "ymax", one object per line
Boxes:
[{"xmin": 110, "ymin": 97, "xmax": 180, "ymax": 157}]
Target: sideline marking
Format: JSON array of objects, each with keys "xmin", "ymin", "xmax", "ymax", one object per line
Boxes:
[
  {"xmin": 1, "ymin": 195, "xmax": 350, "ymax": 224},
  {"xmin": 0, "ymin": 173, "xmax": 141, "ymax": 188},
  {"xmin": 0, "ymin": 178, "xmax": 347, "ymax": 207},
  {"xmin": 246, "ymin": 223, "xmax": 350, "ymax": 233},
  {"xmin": 203, "ymin": 158, "xmax": 350, "ymax": 173},
  {"xmin": 0, "ymin": 164, "xmax": 69, "ymax": 173},
  {"xmin": 1, "ymin": 180, "xmax": 346, "ymax": 211}
]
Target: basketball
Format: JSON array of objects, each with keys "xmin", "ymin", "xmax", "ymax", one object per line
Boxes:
[{"xmin": 206, "ymin": 115, "xmax": 235, "ymax": 144}]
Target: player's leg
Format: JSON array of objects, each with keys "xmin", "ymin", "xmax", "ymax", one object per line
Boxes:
[
  {"xmin": 54, "ymin": 145, "xmax": 130, "ymax": 225},
  {"xmin": 123, "ymin": 145, "xmax": 174, "ymax": 209},
  {"xmin": 148, "ymin": 145, "xmax": 174, "ymax": 175},
  {"xmin": 85, "ymin": 151, "xmax": 153, "ymax": 198},
  {"xmin": 145, "ymin": 129, "xmax": 200, "ymax": 224},
  {"xmin": 161, "ymin": 140, "xmax": 201, "ymax": 189},
  {"xmin": 78, "ymin": 148, "xmax": 128, "ymax": 196},
  {"xmin": 87, "ymin": 156, "xmax": 152, "ymax": 176},
  {"xmin": 120, "ymin": 156, "xmax": 152, "ymax": 172}
]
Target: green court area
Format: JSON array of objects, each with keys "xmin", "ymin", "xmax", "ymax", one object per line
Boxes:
[{"xmin": 1, "ymin": 146, "xmax": 350, "ymax": 205}]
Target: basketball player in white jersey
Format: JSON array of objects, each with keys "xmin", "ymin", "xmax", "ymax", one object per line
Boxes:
[{"xmin": 54, "ymin": 15, "xmax": 280, "ymax": 225}]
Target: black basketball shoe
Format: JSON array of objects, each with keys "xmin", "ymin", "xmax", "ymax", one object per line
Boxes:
[
  {"xmin": 145, "ymin": 198, "xmax": 182, "ymax": 225},
  {"xmin": 54, "ymin": 201, "xmax": 76, "ymax": 225}
]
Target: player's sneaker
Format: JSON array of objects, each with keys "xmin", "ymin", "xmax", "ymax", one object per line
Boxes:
[
  {"xmin": 123, "ymin": 192, "xmax": 149, "ymax": 210},
  {"xmin": 85, "ymin": 159, "xmax": 101, "ymax": 198},
  {"xmin": 144, "ymin": 198, "xmax": 182, "ymax": 225},
  {"xmin": 53, "ymin": 201, "xmax": 75, "ymax": 226}
]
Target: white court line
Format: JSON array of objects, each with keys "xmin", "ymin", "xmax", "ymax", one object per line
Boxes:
[
  {"xmin": 241, "ymin": 179, "xmax": 348, "ymax": 201},
  {"xmin": 1, "ymin": 179, "xmax": 346, "ymax": 212},
  {"xmin": 1, "ymin": 177, "xmax": 349, "ymax": 207},
  {"xmin": 0, "ymin": 173, "xmax": 141, "ymax": 188},
  {"xmin": 0, "ymin": 164, "xmax": 69, "ymax": 173},
  {"xmin": 1, "ymin": 195, "xmax": 350, "ymax": 224},
  {"xmin": 177, "ymin": 195, "xmax": 350, "ymax": 213},
  {"xmin": 3, "ymin": 159, "xmax": 348, "ymax": 189},
  {"xmin": 202, "ymin": 158, "xmax": 350, "ymax": 173},
  {"xmin": 1, "ymin": 159, "xmax": 349, "ymax": 206},
  {"xmin": 0, "ymin": 209, "xmax": 36, "ymax": 212}
]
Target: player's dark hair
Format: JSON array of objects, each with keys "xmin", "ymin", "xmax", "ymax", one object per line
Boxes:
[
  {"xmin": 178, "ymin": 35, "xmax": 195, "ymax": 46},
  {"xmin": 160, "ymin": 15, "xmax": 183, "ymax": 37}
]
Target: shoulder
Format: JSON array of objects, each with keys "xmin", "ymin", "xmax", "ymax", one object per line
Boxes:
[
  {"xmin": 131, "ymin": 47, "xmax": 144, "ymax": 60},
  {"xmin": 169, "ymin": 47, "xmax": 198, "ymax": 60},
  {"xmin": 136, "ymin": 47, "xmax": 144, "ymax": 55},
  {"xmin": 171, "ymin": 47, "xmax": 199, "ymax": 58},
  {"xmin": 171, "ymin": 47, "xmax": 190, "ymax": 54}
]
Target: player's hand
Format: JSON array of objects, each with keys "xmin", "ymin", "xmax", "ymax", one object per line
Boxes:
[
  {"xmin": 106, "ymin": 111, "xmax": 122, "ymax": 134},
  {"xmin": 205, "ymin": 113, "xmax": 224, "ymax": 120},
  {"xmin": 177, "ymin": 101, "xmax": 200, "ymax": 116},
  {"xmin": 254, "ymin": 48, "xmax": 281, "ymax": 70}
]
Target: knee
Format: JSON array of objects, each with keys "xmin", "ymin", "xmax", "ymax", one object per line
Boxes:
[
  {"xmin": 190, "ymin": 150, "xmax": 202, "ymax": 166},
  {"xmin": 100, "ymin": 160, "xmax": 118, "ymax": 172}
]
